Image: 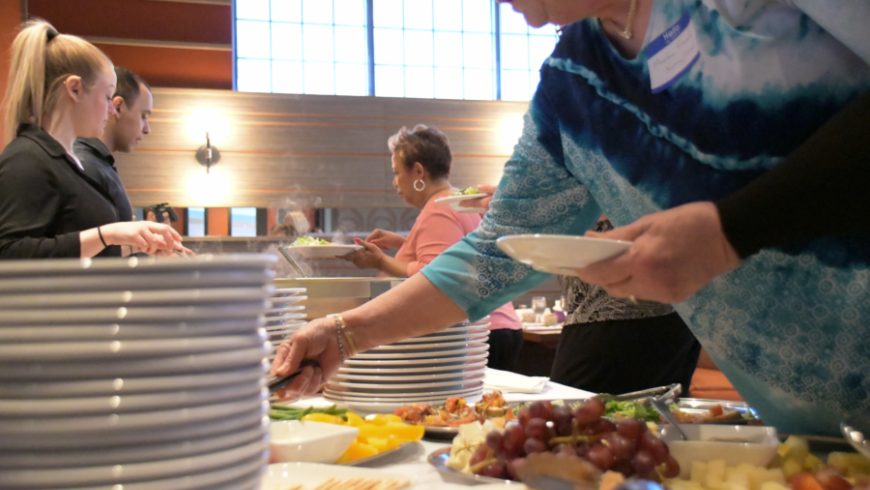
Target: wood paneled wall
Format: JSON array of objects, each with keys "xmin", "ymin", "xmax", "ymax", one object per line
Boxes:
[
  {"xmin": 116, "ymin": 88, "xmax": 530, "ymax": 209},
  {"xmin": 26, "ymin": 0, "xmax": 232, "ymax": 89}
]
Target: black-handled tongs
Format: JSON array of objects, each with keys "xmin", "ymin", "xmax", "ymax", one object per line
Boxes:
[
  {"xmin": 594, "ymin": 382, "xmax": 682, "ymax": 404},
  {"xmin": 267, "ymin": 360, "xmax": 319, "ymax": 394}
]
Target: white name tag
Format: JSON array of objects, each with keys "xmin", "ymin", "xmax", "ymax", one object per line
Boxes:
[{"xmin": 645, "ymin": 11, "xmax": 700, "ymax": 93}]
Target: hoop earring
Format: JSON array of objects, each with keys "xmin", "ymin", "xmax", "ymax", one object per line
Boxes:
[{"xmin": 413, "ymin": 179, "xmax": 426, "ymax": 191}]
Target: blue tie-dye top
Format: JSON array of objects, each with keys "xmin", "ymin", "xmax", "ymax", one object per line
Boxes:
[{"xmin": 421, "ymin": 0, "xmax": 870, "ymax": 435}]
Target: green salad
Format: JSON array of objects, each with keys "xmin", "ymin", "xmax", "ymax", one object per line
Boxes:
[
  {"xmin": 269, "ymin": 404, "xmax": 347, "ymax": 421},
  {"xmin": 290, "ymin": 236, "xmax": 332, "ymax": 246},
  {"xmin": 452, "ymin": 187, "xmax": 483, "ymax": 196},
  {"xmin": 603, "ymin": 400, "xmax": 662, "ymax": 423}
]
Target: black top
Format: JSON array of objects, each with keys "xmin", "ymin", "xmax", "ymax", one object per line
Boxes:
[
  {"xmin": 717, "ymin": 90, "xmax": 870, "ymax": 258},
  {"xmin": 0, "ymin": 125, "xmax": 121, "ymax": 259},
  {"xmin": 74, "ymin": 138, "xmax": 133, "ymax": 223}
]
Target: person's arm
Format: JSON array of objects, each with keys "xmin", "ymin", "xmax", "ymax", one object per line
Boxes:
[
  {"xmin": 716, "ymin": 89, "xmax": 870, "ymax": 258},
  {"xmin": 342, "ymin": 239, "xmax": 410, "ymax": 277},
  {"xmin": 271, "ymin": 88, "xmax": 604, "ymax": 390}
]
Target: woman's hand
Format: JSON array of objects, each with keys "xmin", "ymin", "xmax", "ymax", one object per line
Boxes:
[
  {"xmin": 366, "ymin": 229, "xmax": 405, "ymax": 250},
  {"xmin": 83, "ymin": 221, "xmax": 183, "ymax": 258},
  {"xmin": 458, "ymin": 184, "xmax": 496, "ymax": 211},
  {"xmin": 341, "ymin": 239, "xmax": 385, "ymax": 270},
  {"xmin": 574, "ymin": 202, "xmax": 741, "ymax": 303},
  {"xmin": 270, "ymin": 317, "xmax": 342, "ymax": 398}
]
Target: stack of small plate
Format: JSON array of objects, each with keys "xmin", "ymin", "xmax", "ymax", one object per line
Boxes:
[
  {"xmin": 323, "ymin": 318, "xmax": 491, "ymax": 412},
  {"xmin": 264, "ymin": 288, "xmax": 307, "ymax": 362},
  {"xmin": 0, "ymin": 255, "xmax": 275, "ymax": 490}
]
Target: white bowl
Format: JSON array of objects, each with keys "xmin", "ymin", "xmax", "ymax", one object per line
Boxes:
[
  {"xmin": 269, "ymin": 420, "xmax": 359, "ymax": 464},
  {"xmin": 660, "ymin": 424, "xmax": 779, "ymax": 478}
]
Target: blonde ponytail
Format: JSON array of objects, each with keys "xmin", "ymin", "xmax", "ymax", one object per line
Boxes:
[{"xmin": 1, "ymin": 19, "xmax": 112, "ymax": 146}]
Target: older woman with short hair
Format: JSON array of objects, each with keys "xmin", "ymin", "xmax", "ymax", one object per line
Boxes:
[{"xmin": 343, "ymin": 125, "xmax": 524, "ymax": 371}]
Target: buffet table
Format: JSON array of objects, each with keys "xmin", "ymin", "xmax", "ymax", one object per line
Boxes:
[{"xmin": 284, "ymin": 376, "xmax": 594, "ymax": 490}]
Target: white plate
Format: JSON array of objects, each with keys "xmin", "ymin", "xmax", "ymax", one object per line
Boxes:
[
  {"xmin": 392, "ymin": 332, "xmax": 489, "ymax": 344},
  {"xmin": 60, "ymin": 456, "xmax": 267, "ymax": 490},
  {"xmin": 404, "ymin": 325, "xmax": 490, "ymax": 338},
  {"xmin": 0, "ymin": 270, "xmax": 272, "ymax": 294},
  {"xmin": 267, "ymin": 295, "xmax": 307, "ymax": 305},
  {"xmin": 0, "ymin": 335, "xmax": 267, "ymax": 361},
  {"xmin": 0, "ymin": 437, "xmax": 267, "ymax": 488},
  {"xmin": 331, "ymin": 392, "xmax": 484, "ymax": 413},
  {"xmin": 323, "ymin": 388, "xmax": 484, "ymax": 404},
  {"xmin": 0, "ymin": 382, "xmax": 264, "ymax": 417},
  {"xmin": 336, "ymin": 359, "xmax": 486, "ymax": 382},
  {"xmin": 0, "ymin": 287, "xmax": 271, "ymax": 309},
  {"xmin": 342, "ymin": 352, "xmax": 488, "ymax": 367},
  {"xmin": 285, "ymin": 245, "xmax": 363, "ymax": 258},
  {"xmin": 0, "ymin": 302, "xmax": 268, "ymax": 325},
  {"xmin": 0, "ymin": 254, "xmax": 275, "ymax": 278},
  {"xmin": 0, "ymin": 366, "xmax": 265, "ymax": 398},
  {"xmin": 0, "ymin": 400, "xmax": 267, "ymax": 450},
  {"xmin": 324, "ymin": 382, "xmax": 484, "ymax": 399},
  {"xmin": 332, "ymin": 368, "xmax": 486, "ymax": 384},
  {"xmin": 497, "ymin": 234, "xmax": 632, "ymax": 276},
  {"xmin": 369, "ymin": 338, "xmax": 489, "ymax": 352},
  {"xmin": 0, "ymin": 318, "xmax": 264, "ymax": 342},
  {"xmin": 272, "ymin": 288, "xmax": 306, "ymax": 296},
  {"xmin": 434, "ymin": 193, "xmax": 490, "ymax": 214},
  {"xmin": 261, "ymin": 462, "xmax": 413, "ymax": 490},
  {"xmin": 336, "ymin": 359, "xmax": 487, "ymax": 376},
  {"xmin": 0, "ymin": 347, "xmax": 269, "ymax": 380},
  {"xmin": 264, "ymin": 305, "xmax": 306, "ymax": 315},
  {"xmin": 0, "ymin": 421, "xmax": 267, "ymax": 468},
  {"xmin": 325, "ymin": 375, "xmax": 484, "ymax": 392},
  {"xmin": 351, "ymin": 344, "xmax": 489, "ymax": 359}
]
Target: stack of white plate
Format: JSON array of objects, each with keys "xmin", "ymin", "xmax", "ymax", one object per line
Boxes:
[
  {"xmin": 323, "ymin": 318, "xmax": 491, "ymax": 412},
  {"xmin": 0, "ymin": 255, "xmax": 275, "ymax": 490},
  {"xmin": 264, "ymin": 288, "xmax": 307, "ymax": 361}
]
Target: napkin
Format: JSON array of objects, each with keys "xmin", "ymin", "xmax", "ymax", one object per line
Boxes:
[{"xmin": 484, "ymin": 368, "xmax": 549, "ymax": 394}]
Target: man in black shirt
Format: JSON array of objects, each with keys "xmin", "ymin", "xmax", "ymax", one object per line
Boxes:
[{"xmin": 74, "ymin": 67, "xmax": 151, "ymax": 225}]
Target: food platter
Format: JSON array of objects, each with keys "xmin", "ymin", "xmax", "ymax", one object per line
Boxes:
[{"xmin": 428, "ymin": 447, "xmax": 509, "ymax": 484}]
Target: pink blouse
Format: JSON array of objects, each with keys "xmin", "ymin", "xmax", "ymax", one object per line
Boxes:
[{"xmin": 395, "ymin": 193, "xmax": 522, "ymax": 331}]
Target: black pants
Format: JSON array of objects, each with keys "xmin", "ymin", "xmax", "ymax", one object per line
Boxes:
[
  {"xmin": 549, "ymin": 312, "xmax": 700, "ymax": 396},
  {"xmin": 487, "ymin": 328, "xmax": 524, "ymax": 372}
]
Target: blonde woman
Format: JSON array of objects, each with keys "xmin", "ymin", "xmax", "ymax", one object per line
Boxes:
[{"xmin": 0, "ymin": 20, "xmax": 182, "ymax": 258}]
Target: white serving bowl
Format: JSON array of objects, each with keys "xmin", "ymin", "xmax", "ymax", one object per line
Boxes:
[
  {"xmin": 660, "ymin": 424, "xmax": 779, "ymax": 478},
  {"xmin": 269, "ymin": 420, "xmax": 359, "ymax": 464}
]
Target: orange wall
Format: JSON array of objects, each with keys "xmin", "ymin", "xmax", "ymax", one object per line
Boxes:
[
  {"xmin": 0, "ymin": 0, "xmax": 22, "ymax": 146},
  {"xmin": 207, "ymin": 208, "xmax": 229, "ymax": 236},
  {"xmin": 26, "ymin": 0, "xmax": 233, "ymax": 90}
]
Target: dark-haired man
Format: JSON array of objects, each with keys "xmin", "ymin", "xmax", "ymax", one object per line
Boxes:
[{"xmin": 74, "ymin": 67, "xmax": 151, "ymax": 225}]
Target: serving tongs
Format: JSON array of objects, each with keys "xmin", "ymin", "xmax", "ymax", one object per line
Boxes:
[
  {"xmin": 277, "ymin": 245, "xmax": 310, "ymax": 278},
  {"xmin": 594, "ymin": 383, "xmax": 682, "ymax": 405},
  {"xmin": 267, "ymin": 360, "xmax": 319, "ymax": 395}
]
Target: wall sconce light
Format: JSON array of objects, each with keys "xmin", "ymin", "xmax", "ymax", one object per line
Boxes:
[{"xmin": 195, "ymin": 132, "xmax": 221, "ymax": 174}]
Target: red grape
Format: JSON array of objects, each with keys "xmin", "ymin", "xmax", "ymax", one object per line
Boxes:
[
  {"xmin": 470, "ymin": 443, "xmax": 490, "ymax": 466},
  {"xmin": 611, "ymin": 460, "xmax": 635, "ymax": 477},
  {"xmin": 524, "ymin": 437, "xmax": 548, "ymax": 455},
  {"xmin": 517, "ymin": 407, "xmax": 532, "ymax": 427},
  {"xmin": 553, "ymin": 444, "xmax": 578, "ymax": 457},
  {"xmin": 503, "ymin": 423, "xmax": 526, "ymax": 452},
  {"xmin": 529, "ymin": 401, "xmax": 555, "ymax": 421},
  {"xmin": 606, "ymin": 433, "xmax": 635, "ymax": 462},
  {"xmin": 631, "ymin": 449, "xmax": 656, "ymax": 476},
  {"xmin": 662, "ymin": 455, "xmax": 681, "ymax": 479},
  {"xmin": 481, "ymin": 462, "xmax": 507, "ymax": 479},
  {"xmin": 617, "ymin": 418, "xmax": 645, "ymax": 441},
  {"xmin": 486, "ymin": 430, "xmax": 504, "ymax": 450},
  {"xmin": 507, "ymin": 458, "xmax": 526, "ymax": 481},
  {"xmin": 573, "ymin": 398, "xmax": 606, "ymax": 425},
  {"xmin": 638, "ymin": 431, "xmax": 669, "ymax": 463},
  {"xmin": 587, "ymin": 418, "xmax": 617, "ymax": 435},
  {"xmin": 525, "ymin": 417, "xmax": 549, "ymax": 441},
  {"xmin": 587, "ymin": 444, "xmax": 614, "ymax": 471}
]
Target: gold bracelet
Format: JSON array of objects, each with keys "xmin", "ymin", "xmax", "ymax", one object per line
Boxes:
[{"xmin": 332, "ymin": 313, "xmax": 359, "ymax": 357}]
